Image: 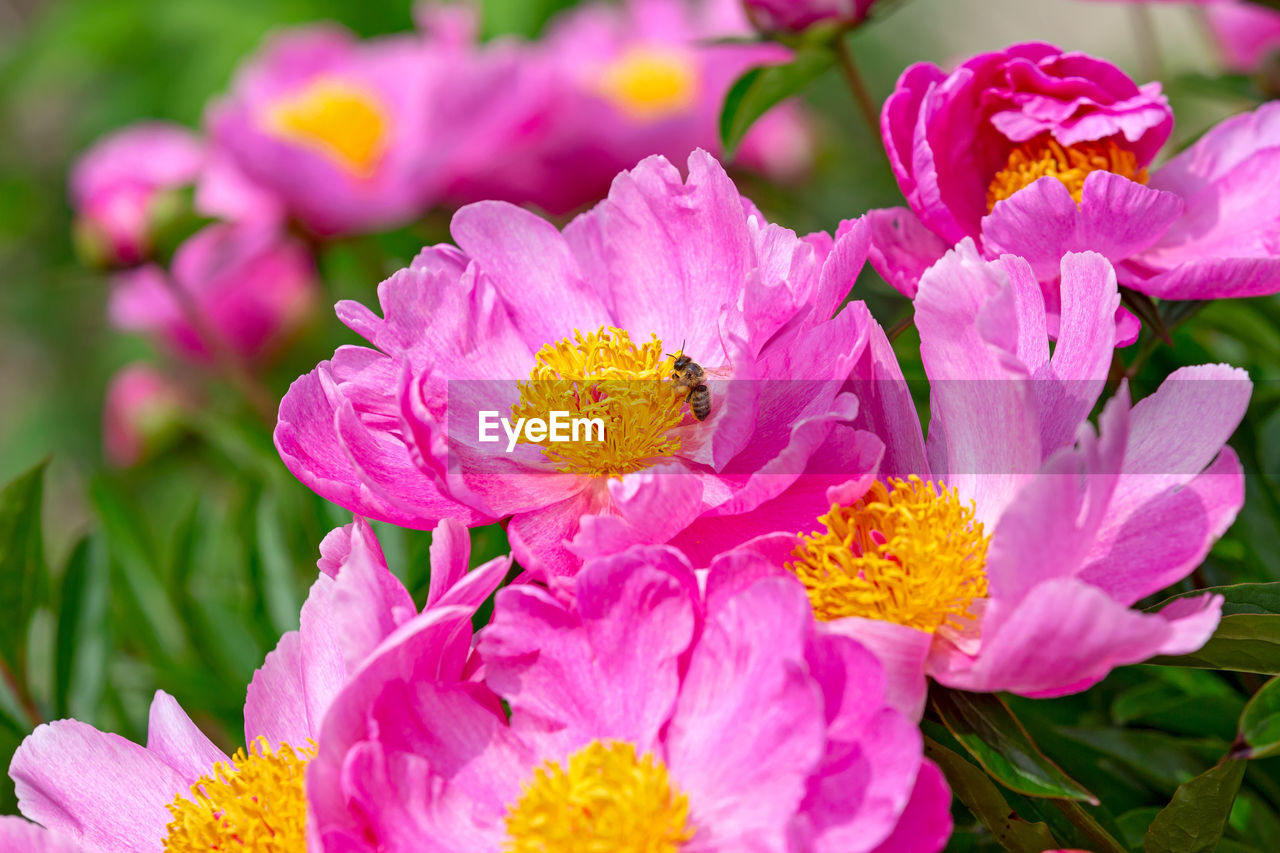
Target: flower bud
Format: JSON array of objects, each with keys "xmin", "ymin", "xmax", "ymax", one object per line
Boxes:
[
  {"xmin": 102, "ymin": 364, "xmax": 187, "ymax": 467},
  {"xmin": 743, "ymin": 0, "xmax": 877, "ymax": 34},
  {"xmin": 70, "ymin": 123, "xmax": 204, "ymax": 268}
]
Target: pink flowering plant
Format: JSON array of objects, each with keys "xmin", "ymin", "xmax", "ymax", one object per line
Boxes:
[{"xmin": 10, "ymin": 0, "xmax": 1280, "ymax": 851}]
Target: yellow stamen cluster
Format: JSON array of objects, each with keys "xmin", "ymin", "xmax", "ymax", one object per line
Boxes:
[
  {"xmin": 504, "ymin": 740, "xmax": 696, "ymax": 852},
  {"xmin": 788, "ymin": 477, "xmax": 990, "ymax": 632},
  {"xmin": 986, "ymin": 135, "xmax": 1147, "ymax": 210},
  {"xmin": 162, "ymin": 737, "xmax": 312, "ymax": 852},
  {"xmin": 598, "ymin": 47, "xmax": 699, "ymax": 121},
  {"xmin": 513, "ymin": 326, "xmax": 685, "ymax": 478},
  {"xmin": 265, "ymin": 78, "xmax": 390, "ymax": 177}
]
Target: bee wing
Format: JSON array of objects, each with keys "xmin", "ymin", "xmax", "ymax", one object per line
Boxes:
[{"xmin": 702, "ymin": 364, "xmax": 734, "ymax": 382}]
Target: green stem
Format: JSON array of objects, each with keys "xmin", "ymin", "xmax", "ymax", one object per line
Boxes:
[
  {"xmin": 887, "ymin": 313, "xmax": 914, "ymax": 343},
  {"xmin": 0, "ymin": 658, "xmax": 41, "ymax": 727},
  {"xmin": 835, "ymin": 37, "xmax": 881, "ymax": 141},
  {"xmin": 1130, "ymin": 4, "xmax": 1164, "ymax": 82},
  {"xmin": 159, "ymin": 276, "xmax": 277, "ymax": 425}
]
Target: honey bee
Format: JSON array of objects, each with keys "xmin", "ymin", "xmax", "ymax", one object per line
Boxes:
[{"xmin": 668, "ymin": 344, "xmax": 711, "ymax": 421}]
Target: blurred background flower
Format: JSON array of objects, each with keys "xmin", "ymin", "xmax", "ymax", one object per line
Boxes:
[{"xmin": 4, "ymin": 1, "xmax": 1280, "ymax": 849}]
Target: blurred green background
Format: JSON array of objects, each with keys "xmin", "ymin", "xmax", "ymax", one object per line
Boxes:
[{"xmin": 3, "ymin": 0, "xmax": 1280, "ymax": 848}]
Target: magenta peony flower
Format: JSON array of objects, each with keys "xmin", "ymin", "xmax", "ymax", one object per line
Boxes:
[
  {"xmin": 205, "ymin": 19, "xmax": 532, "ymax": 236},
  {"xmin": 447, "ymin": 0, "xmax": 815, "ymax": 215},
  {"xmin": 276, "ymin": 150, "xmax": 876, "ymax": 577},
  {"xmin": 8, "ymin": 519, "xmax": 508, "ymax": 851},
  {"xmin": 102, "ymin": 363, "xmax": 188, "ymax": 467},
  {"xmin": 69, "ymin": 123, "xmax": 203, "ymax": 268},
  {"xmin": 307, "ymin": 546, "xmax": 952, "ymax": 851},
  {"xmin": 109, "ymin": 221, "xmax": 317, "ymax": 364},
  {"xmin": 744, "ymin": 0, "xmax": 878, "ymax": 33},
  {"xmin": 873, "ymin": 42, "xmax": 1280, "ymax": 319},
  {"xmin": 711, "ymin": 242, "xmax": 1246, "ymax": 713}
]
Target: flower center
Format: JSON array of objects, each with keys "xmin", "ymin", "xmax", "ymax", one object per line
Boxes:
[
  {"xmin": 512, "ymin": 326, "xmax": 686, "ymax": 478},
  {"xmin": 986, "ymin": 135, "xmax": 1147, "ymax": 211},
  {"xmin": 597, "ymin": 47, "xmax": 699, "ymax": 121},
  {"xmin": 504, "ymin": 740, "xmax": 695, "ymax": 852},
  {"xmin": 787, "ymin": 477, "xmax": 989, "ymax": 632},
  {"xmin": 264, "ymin": 77, "xmax": 389, "ymax": 177},
  {"xmin": 162, "ymin": 738, "xmax": 311, "ymax": 852}
]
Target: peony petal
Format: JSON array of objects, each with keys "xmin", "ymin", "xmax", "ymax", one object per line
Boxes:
[
  {"xmin": 426, "ymin": 517, "xmax": 472, "ymax": 608},
  {"xmin": 567, "ymin": 465, "xmax": 706, "ymax": 561},
  {"xmin": 867, "ymin": 759, "xmax": 952, "ymax": 853},
  {"xmin": 144, "ymin": 691, "xmax": 228, "ymax": 782},
  {"xmin": 275, "ymin": 363, "xmax": 483, "ymax": 529},
  {"xmin": 915, "ymin": 240, "xmax": 1042, "ymax": 524},
  {"xmin": 849, "ymin": 319, "xmax": 930, "ymax": 482},
  {"xmin": 0, "ymin": 816, "xmax": 87, "ymax": 853},
  {"xmin": 821, "ymin": 618, "xmax": 932, "ymax": 721},
  {"xmin": 450, "ymin": 201, "xmax": 612, "ymax": 349},
  {"xmin": 1035, "ymin": 251, "xmax": 1118, "ymax": 454},
  {"xmin": 864, "ymin": 207, "xmax": 950, "ymax": 298},
  {"xmin": 980, "ymin": 172, "xmax": 1182, "ymax": 281},
  {"xmin": 244, "ymin": 573, "xmax": 346, "ymax": 747},
  {"xmin": 594, "ymin": 151, "xmax": 753, "ymax": 364},
  {"xmin": 1081, "ymin": 447, "xmax": 1244, "ymax": 606},
  {"xmin": 11, "ymin": 720, "xmax": 188, "ymax": 853},
  {"xmin": 329, "ymin": 519, "xmax": 417, "ymax": 669},
  {"xmin": 930, "ymin": 577, "xmax": 1223, "ymax": 696},
  {"xmin": 666, "ymin": 577, "xmax": 825, "ymax": 852},
  {"xmin": 1136, "ymin": 102, "xmax": 1280, "ymax": 298},
  {"xmin": 479, "ymin": 551, "xmax": 698, "ymax": 757},
  {"xmin": 802, "ymin": 708, "xmax": 924, "ymax": 853}
]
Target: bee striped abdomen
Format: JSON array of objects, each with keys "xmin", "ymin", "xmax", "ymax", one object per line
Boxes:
[{"xmin": 688, "ymin": 385, "xmax": 711, "ymax": 421}]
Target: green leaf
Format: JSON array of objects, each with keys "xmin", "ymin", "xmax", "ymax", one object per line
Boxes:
[
  {"xmin": 1149, "ymin": 582, "xmax": 1280, "ymax": 616},
  {"xmin": 0, "ymin": 459, "xmax": 47, "ymax": 672},
  {"xmin": 923, "ymin": 735, "xmax": 1061, "ymax": 853},
  {"xmin": 719, "ymin": 46, "xmax": 835, "ymax": 158},
  {"xmin": 930, "ymin": 686, "xmax": 1098, "ymax": 803},
  {"xmin": 1112, "ymin": 679, "xmax": 1244, "ymax": 741},
  {"xmin": 255, "ymin": 490, "xmax": 302, "ymax": 636},
  {"xmin": 1147, "ymin": 614, "xmax": 1280, "ymax": 674},
  {"xmin": 1144, "ymin": 758, "xmax": 1246, "ymax": 853},
  {"xmin": 1234, "ymin": 676, "xmax": 1280, "ymax": 759},
  {"xmin": 89, "ymin": 476, "xmax": 190, "ymax": 660},
  {"xmin": 1057, "ymin": 727, "xmax": 1227, "ymax": 793},
  {"xmin": 1045, "ymin": 798, "xmax": 1130, "ymax": 853},
  {"xmin": 53, "ymin": 535, "xmax": 109, "ymax": 720}
]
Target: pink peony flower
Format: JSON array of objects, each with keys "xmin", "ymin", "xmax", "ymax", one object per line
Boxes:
[
  {"xmin": 7, "ymin": 519, "xmax": 508, "ymax": 851},
  {"xmin": 205, "ymin": 19, "xmax": 533, "ymax": 236},
  {"xmin": 109, "ymin": 221, "xmax": 317, "ymax": 364},
  {"xmin": 713, "ymin": 242, "xmax": 1247, "ymax": 713},
  {"xmin": 307, "ymin": 546, "xmax": 953, "ymax": 851},
  {"xmin": 447, "ymin": 0, "xmax": 815, "ymax": 215},
  {"xmin": 1205, "ymin": 0, "xmax": 1280, "ymax": 72},
  {"xmin": 744, "ymin": 0, "xmax": 879, "ymax": 33},
  {"xmin": 102, "ymin": 363, "xmax": 189, "ymax": 467},
  {"xmin": 873, "ymin": 42, "xmax": 1280, "ymax": 321},
  {"xmin": 276, "ymin": 150, "xmax": 877, "ymax": 578},
  {"xmin": 69, "ymin": 123, "xmax": 204, "ymax": 268}
]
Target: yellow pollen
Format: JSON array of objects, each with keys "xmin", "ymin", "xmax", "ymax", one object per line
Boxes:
[
  {"xmin": 986, "ymin": 135, "xmax": 1147, "ymax": 211},
  {"xmin": 504, "ymin": 740, "xmax": 695, "ymax": 852},
  {"xmin": 787, "ymin": 476, "xmax": 989, "ymax": 632},
  {"xmin": 598, "ymin": 47, "xmax": 699, "ymax": 121},
  {"xmin": 264, "ymin": 77, "xmax": 390, "ymax": 177},
  {"xmin": 162, "ymin": 737, "xmax": 311, "ymax": 852},
  {"xmin": 513, "ymin": 326, "xmax": 686, "ymax": 478}
]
